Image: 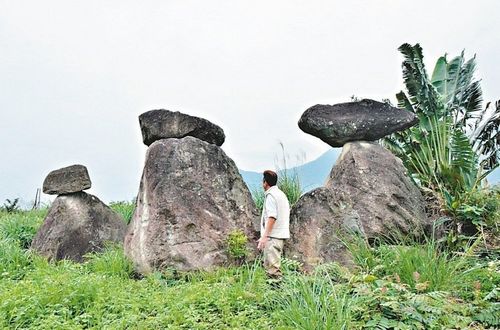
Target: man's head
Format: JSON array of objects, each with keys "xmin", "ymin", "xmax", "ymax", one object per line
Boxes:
[{"xmin": 263, "ymin": 170, "xmax": 278, "ymax": 191}]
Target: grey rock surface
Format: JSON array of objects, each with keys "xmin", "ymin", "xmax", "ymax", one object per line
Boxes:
[
  {"xmin": 139, "ymin": 109, "xmax": 225, "ymax": 146},
  {"xmin": 285, "ymin": 187, "xmax": 363, "ymax": 269},
  {"xmin": 124, "ymin": 136, "xmax": 259, "ymax": 273},
  {"xmin": 298, "ymin": 99, "xmax": 418, "ymax": 147},
  {"xmin": 325, "ymin": 141, "xmax": 429, "ymax": 237},
  {"xmin": 31, "ymin": 192, "xmax": 127, "ymax": 262},
  {"xmin": 286, "ymin": 141, "xmax": 429, "ymax": 268},
  {"xmin": 42, "ymin": 164, "xmax": 91, "ymax": 195}
]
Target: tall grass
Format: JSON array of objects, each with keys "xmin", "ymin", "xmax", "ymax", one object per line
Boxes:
[
  {"xmin": 84, "ymin": 244, "xmax": 135, "ymax": 279},
  {"xmin": 276, "ymin": 274, "xmax": 354, "ymax": 329},
  {"xmin": 345, "ymin": 234, "xmax": 478, "ymax": 292},
  {"xmin": 1, "ymin": 208, "xmax": 498, "ymax": 329},
  {"xmin": 109, "ymin": 201, "xmax": 135, "ymax": 224}
]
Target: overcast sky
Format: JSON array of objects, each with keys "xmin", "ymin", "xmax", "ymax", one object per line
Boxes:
[{"xmin": 1, "ymin": 0, "xmax": 499, "ymax": 205}]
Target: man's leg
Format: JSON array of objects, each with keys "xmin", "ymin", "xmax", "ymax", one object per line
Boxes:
[{"xmin": 263, "ymin": 238, "xmax": 284, "ymax": 278}]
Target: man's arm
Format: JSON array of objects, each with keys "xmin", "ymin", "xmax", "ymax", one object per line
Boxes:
[{"xmin": 258, "ymin": 217, "xmax": 276, "ymax": 250}]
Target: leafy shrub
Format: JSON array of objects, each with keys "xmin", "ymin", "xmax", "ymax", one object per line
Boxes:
[
  {"xmin": 226, "ymin": 229, "xmax": 248, "ymax": 260},
  {"xmin": 384, "ymin": 43, "xmax": 500, "ymax": 236},
  {"xmin": 453, "ymin": 188, "xmax": 499, "ymax": 230}
]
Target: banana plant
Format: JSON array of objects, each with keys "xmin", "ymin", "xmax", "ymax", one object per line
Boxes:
[{"xmin": 384, "ymin": 43, "xmax": 499, "ymax": 221}]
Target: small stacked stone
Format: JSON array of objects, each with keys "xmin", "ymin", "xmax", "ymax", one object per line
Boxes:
[
  {"xmin": 298, "ymin": 99, "xmax": 418, "ymax": 147},
  {"xmin": 42, "ymin": 164, "xmax": 91, "ymax": 195}
]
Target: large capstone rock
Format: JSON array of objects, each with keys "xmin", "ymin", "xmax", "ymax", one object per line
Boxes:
[
  {"xmin": 31, "ymin": 192, "xmax": 127, "ymax": 262},
  {"xmin": 285, "ymin": 187, "xmax": 364, "ymax": 269},
  {"xmin": 42, "ymin": 164, "xmax": 91, "ymax": 195},
  {"xmin": 139, "ymin": 109, "xmax": 225, "ymax": 146},
  {"xmin": 124, "ymin": 136, "xmax": 259, "ymax": 273},
  {"xmin": 326, "ymin": 141, "xmax": 429, "ymax": 237},
  {"xmin": 298, "ymin": 99, "xmax": 418, "ymax": 147}
]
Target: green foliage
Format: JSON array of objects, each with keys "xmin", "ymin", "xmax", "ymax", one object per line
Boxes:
[
  {"xmin": 281, "ymin": 257, "xmax": 303, "ymax": 274},
  {"xmin": 0, "ymin": 211, "xmax": 45, "ymax": 249},
  {"xmin": 2, "ymin": 198, "xmax": 20, "ymax": 213},
  {"xmin": 346, "ymin": 235, "xmax": 480, "ymax": 292},
  {"xmin": 384, "ymin": 43, "xmax": 500, "ymax": 233},
  {"xmin": 0, "ymin": 239, "xmax": 33, "ymax": 280},
  {"xmin": 252, "ymin": 143, "xmax": 304, "ymax": 209},
  {"xmin": 1, "ymin": 209, "xmax": 498, "ymax": 329},
  {"xmin": 275, "ymin": 275, "xmax": 354, "ymax": 329},
  {"xmin": 452, "ymin": 187, "xmax": 500, "ymax": 229},
  {"xmin": 109, "ymin": 200, "xmax": 135, "ymax": 224},
  {"xmin": 225, "ymin": 229, "xmax": 249, "ymax": 260},
  {"xmin": 84, "ymin": 245, "xmax": 135, "ymax": 279},
  {"xmin": 251, "ymin": 187, "xmax": 265, "ymax": 210}
]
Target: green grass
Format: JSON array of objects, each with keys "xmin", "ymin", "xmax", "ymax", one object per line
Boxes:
[
  {"xmin": 109, "ymin": 201, "xmax": 135, "ymax": 224},
  {"xmin": 0, "ymin": 208, "xmax": 498, "ymax": 329}
]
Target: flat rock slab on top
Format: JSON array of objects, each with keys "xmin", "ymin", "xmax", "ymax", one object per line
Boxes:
[
  {"xmin": 43, "ymin": 164, "xmax": 91, "ymax": 195},
  {"xmin": 139, "ymin": 109, "xmax": 225, "ymax": 146},
  {"xmin": 298, "ymin": 99, "xmax": 418, "ymax": 147}
]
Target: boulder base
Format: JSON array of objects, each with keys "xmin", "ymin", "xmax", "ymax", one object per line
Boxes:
[
  {"xmin": 298, "ymin": 99, "xmax": 418, "ymax": 147},
  {"xmin": 124, "ymin": 136, "xmax": 259, "ymax": 273},
  {"xmin": 31, "ymin": 192, "xmax": 127, "ymax": 262},
  {"xmin": 139, "ymin": 109, "xmax": 225, "ymax": 146},
  {"xmin": 285, "ymin": 187, "xmax": 363, "ymax": 269},
  {"xmin": 326, "ymin": 141, "xmax": 429, "ymax": 236},
  {"xmin": 42, "ymin": 164, "xmax": 91, "ymax": 195},
  {"xmin": 286, "ymin": 141, "xmax": 429, "ymax": 268}
]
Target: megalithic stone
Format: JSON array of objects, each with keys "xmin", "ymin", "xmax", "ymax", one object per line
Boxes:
[{"xmin": 298, "ymin": 99, "xmax": 418, "ymax": 147}]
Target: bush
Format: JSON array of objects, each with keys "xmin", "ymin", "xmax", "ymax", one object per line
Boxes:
[{"xmin": 226, "ymin": 229, "xmax": 249, "ymax": 260}]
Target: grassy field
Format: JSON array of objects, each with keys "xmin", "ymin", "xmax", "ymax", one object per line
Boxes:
[{"xmin": 0, "ymin": 206, "xmax": 498, "ymax": 329}]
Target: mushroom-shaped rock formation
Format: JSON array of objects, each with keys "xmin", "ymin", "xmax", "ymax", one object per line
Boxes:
[
  {"xmin": 139, "ymin": 109, "xmax": 225, "ymax": 147},
  {"xmin": 124, "ymin": 136, "xmax": 259, "ymax": 273},
  {"xmin": 298, "ymin": 99, "xmax": 418, "ymax": 147}
]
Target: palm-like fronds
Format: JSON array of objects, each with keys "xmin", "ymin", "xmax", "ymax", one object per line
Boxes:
[{"xmin": 384, "ymin": 43, "xmax": 499, "ymax": 215}]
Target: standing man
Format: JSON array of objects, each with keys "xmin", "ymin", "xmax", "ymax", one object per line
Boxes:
[{"xmin": 257, "ymin": 170, "xmax": 290, "ymax": 278}]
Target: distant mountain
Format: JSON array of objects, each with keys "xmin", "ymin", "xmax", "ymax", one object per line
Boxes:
[
  {"xmin": 239, "ymin": 148, "xmax": 499, "ymax": 193},
  {"xmin": 240, "ymin": 148, "xmax": 341, "ymax": 193}
]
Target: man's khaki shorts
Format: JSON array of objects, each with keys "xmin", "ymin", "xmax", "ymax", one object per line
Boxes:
[{"xmin": 263, "ymin": 237, "xmax": 285, "ymax": 277}]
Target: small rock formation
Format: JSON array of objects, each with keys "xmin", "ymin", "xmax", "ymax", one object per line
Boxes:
[
  {"xmin": 298, "ymin": 99, "xmax": 418, "ymax": 147},
  {"xmin": 32, "ymin": 165, "xmax": 126, "ymax": 262},
  {"xmin": 287, "ymin": 100, "xmax": 426, "ymax": 268},
  {"xmin": 125, "ymin": 112, "xmax": 258, "ymax": 273},
  {"xmin": 139, "ymin": 109, "xmax": 226, "ymax": 147},
  {"xmin": 42, "ymin": 164, "xmax": 91, "ymax": 195},
  {"xmin": 31, "ymin": 192, "xmax": 127, "ymax": 262}
]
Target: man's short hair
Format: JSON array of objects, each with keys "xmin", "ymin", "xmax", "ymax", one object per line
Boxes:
[{"xmin": 263, "ymin": 170, "xmax": 278, "ymax": 186}]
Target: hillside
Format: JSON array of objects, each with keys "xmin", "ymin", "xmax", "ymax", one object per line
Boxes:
[
  {"xmin": 241, "ymin": 148, "xmax": 500, "ymax": 192},
  {"xmin": 240, "ymin": 148, "xmax": 341, "ymax": 192}
]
